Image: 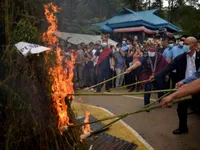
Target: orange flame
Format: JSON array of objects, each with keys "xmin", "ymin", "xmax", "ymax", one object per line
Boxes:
[
  {"xmin": 82, "ymin": 111, "xmax": 92, "ymax": 134},
  {"xmin": 42, "ymin": 2, "xmax": 74, "ymax": 134}
]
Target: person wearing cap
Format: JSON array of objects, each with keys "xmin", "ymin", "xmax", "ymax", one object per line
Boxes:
[{"xmin": 126, "ymin": 38, "xmax": 168, "ymax": 106}]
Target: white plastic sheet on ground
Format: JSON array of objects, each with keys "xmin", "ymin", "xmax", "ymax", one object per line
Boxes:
[{"xmin": 15, "ymin": 42, "xmax": 51, "ymax": 56}]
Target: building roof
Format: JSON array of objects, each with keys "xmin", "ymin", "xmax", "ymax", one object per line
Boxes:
[
  {"xmin": 53, "ymin": 31, "xmax": 117, "ymax": 45},
  {"xmin": 95, "ymin": 8, "xmax": 182, "ymax": 33}
]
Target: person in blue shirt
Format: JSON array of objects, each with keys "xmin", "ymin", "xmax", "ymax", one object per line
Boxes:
[
  {"xmin": 170, "ymin": 41, "xmax": 184, "ymax": 60},
  {"xmin": 162, "ymin": 40, "xmax": 175, "ymax": 89},
  {"xmin": 163, "ymin": 40, "xmax": 175, "ymax": 63},
  {"xmin": 114, "ymin": 43, "xmax": 125, "ymax": 87},
  {"xmin": 176, "ymin": 67, "xmax": 200, "ymax": 88},
  {"xmin": 169, "ymin": 37, "xmax": 185, "ymax": 88}
]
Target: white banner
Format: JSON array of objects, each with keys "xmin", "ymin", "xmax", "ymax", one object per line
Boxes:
[{"xmin": 15, "ymin": 42, "xmax": 51, "ymax": 56}]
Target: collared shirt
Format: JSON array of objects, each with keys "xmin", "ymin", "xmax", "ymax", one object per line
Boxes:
[
  {"xmin": 163, "ymin": 47, "xmax": 172, "ymax": 62},
  {"xmin": 170, "ymin": 45, "xmax": 184, "ymax": 72},
  {"xmin": 182, "ymin": 67, "xmax": 200, "ymax": 84},
  {"xmin": 92, "ymin": 49, "xmax": 98, "ymax": 66},
  {"xmin": 185, "ymin": 52, "xmax": 196, "ymax": 78},
  {"xmin": 114, "ymin": 51, "xmax": 125, "ymax": 69},
  {"xmin": 170, "ymin": 45, "xmax": 184, "ymax": 60}
]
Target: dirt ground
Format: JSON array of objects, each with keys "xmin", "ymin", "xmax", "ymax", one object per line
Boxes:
[{"xmin": 74, "ymin": 89, "xmax": 200, "ymax": 150}]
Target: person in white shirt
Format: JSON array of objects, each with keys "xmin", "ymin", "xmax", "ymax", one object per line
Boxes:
[
  {"xmin": 150, "ymin": 37, "xmax": 200, "ymax": 135},
  {"xmin": 91, "ymin": 42, "xmax": 101, "ymax": 86}
]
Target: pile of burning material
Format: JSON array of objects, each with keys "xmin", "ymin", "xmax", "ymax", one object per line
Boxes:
[
  {"xmin": 0, "ymin": 2, "xmax": 88, "ymax": 150},
  {"xmin": 76, "ymin": 115, "xmax": 138, "ymax": 150}
]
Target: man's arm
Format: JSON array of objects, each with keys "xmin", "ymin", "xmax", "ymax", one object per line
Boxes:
[
  {"xmin": 154, "ymin": 55, "xmax": 179, "ymax": 78},
  {"xmin": 182, "ymin": 70, "xmax": 200, "ymax": 84},
  {"xmin": 126, "ymin": 57, "xmax": 142, "ymax": 73},
  {"xmin": 160, "ymin": 79, "xmax": 200, "ymax": 106}
]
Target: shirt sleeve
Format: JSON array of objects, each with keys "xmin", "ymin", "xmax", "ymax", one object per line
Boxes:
[
  {"xmin": 168, "ymin": 49, "xmax": 173, "ymax": 59},
  {"xmin": 155, "ymin": 54, "xmax": 180, "ymax": 78},
  {"xmin": 182, "ymin": 68, "xmax": 200, "ymax": 84},
  {"xmin": 138, "ymin": 56, "xmax": 145, "ymax": 64}
]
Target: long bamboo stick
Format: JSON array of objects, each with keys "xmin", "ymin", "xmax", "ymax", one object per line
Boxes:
[
  {"xmin": 73, "ymin": 89, "xmax": 177, "ymax": 96},
  {"xmin": 71, "ymin": 96, "xmax": 189, "ymax": 128},
  {"xmin": 112, "ymin": 79, "xmax": 150, "ymax": 90},
  {"xmin": 77, "ymin": 72, "xmax": 128, "ymax": 93}
]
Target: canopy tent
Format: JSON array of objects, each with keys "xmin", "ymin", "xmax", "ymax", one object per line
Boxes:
[{"xmin": 53, "ymin": 31, "xmax": 117, "ymax": 45}]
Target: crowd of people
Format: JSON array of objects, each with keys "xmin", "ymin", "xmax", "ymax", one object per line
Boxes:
[
  {"xmin": 71, "ymin": 36, "xmax": 160, "ymax": 92},
  {"xmin": 62, "ymin": 34, "xmax": 200, "ymax": 135}
]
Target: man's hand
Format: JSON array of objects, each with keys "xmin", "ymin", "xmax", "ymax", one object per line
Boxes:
[
  {"xmin": 126, "ymin": 67, "xmax": 132, "ymax": 73},
  {"xmin": 176, "ymin": 81, "xmax": 184, "ymax": 89},
  {"xmin": 110, "ymin": 66, "xmax": 115, "ymax": 71},
  {"xmin": 149, "ymin": 76, "xmax": 155, "ymax": 82},
  {"xmin": 165, "ymin": 75, "xmax": 169, "ymax": 82},
  {"xmin": 160, "ymin": 95, "xmax": 174, "ymax": 108}
]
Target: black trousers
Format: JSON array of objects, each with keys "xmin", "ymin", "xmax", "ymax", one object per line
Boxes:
[
  {"xmin": 125, "ymin": 70, "xmax": 135, "ymax": 89},
  {"xmin": 171, "ymin": 72, "xmax": 178, "ymax": 88},
  {"xmin": 96, "ymin": 68, "xmax": 111, "ymax": 91},
  {"xmin": 177, "ymin": 94, "xmax": 200, "ymax": 130}
]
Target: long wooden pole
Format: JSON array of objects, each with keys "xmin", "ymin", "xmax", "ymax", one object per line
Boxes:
[
  {"xmin": 77, "ymin": 72, "xmax": 128, "ymax": 93},
  {"xmin": 71, "ymin": 94, "xmax": 189, "ymax": 128},
  {"xmin": 73, "ymin": 89, "xmax": 177, "ymax": 96}
]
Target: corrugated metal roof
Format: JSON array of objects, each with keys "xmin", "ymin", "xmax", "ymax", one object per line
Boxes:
[
  {"xmin": 53, "ymin": 31, "xmax": 117, "ymax": 45},
  {"xmin": 136, "ymin": 9, "xmax": 166, "ymax": 25},
  {"xmin": 106, "ymin": 14, "xmax": 140, "ymax": 24},
  {"xmin": 95, "ymin": 8, "xmax": 182, "ymax": 33},
  {"xmin": 77, "ymin": 115, "xmax": 138, "ymax": 150}
]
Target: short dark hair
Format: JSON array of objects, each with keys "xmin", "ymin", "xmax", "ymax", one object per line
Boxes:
[{"xmin": 116, "ymin": 43, "xmax": 122, "ymax": 47}]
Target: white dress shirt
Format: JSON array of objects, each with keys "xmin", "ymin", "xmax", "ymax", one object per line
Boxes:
[
  {"xmin": 185, "ymin": 52, "xmax": 196, "ymax": 78},
  {"xmin": 92, "ymin": 49, "xmax": 98, "ymax": 66}
]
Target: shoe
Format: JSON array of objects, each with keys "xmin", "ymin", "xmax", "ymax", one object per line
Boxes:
[
  {"xmin": 96, "ymin": 90, "xmax": 101, "ymax": 93},
  {"xmin": 106, "ymin": 89, "xmax": 111, "ymax": 92},
  {"xmin": 173, "ymin": 128, "xmax": 188, "ymax": 135}
]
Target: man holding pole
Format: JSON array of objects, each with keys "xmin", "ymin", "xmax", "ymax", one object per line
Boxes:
[
  {"xmin": 161, "ymin": 67, "xmax": 200, "ymax": 110},
  {"xmin": 150, "ymin": 36, "xmax": 200, "ymax": 134},
  {"xmin": 161, "ymin": 79, "xmax": 200, "ymax": 106},
  {"xmin": 126, "ymin": 38, "xmax": 168, "ymax": 106}
]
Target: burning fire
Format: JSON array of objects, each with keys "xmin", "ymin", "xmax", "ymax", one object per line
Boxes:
[
  {"xmin": 42, "ymin": 2, "xmax": 75, "ymax": 133},
  {"xmin": 82, "ymin": 111, "xmax": 92, "ymax": 135}
]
